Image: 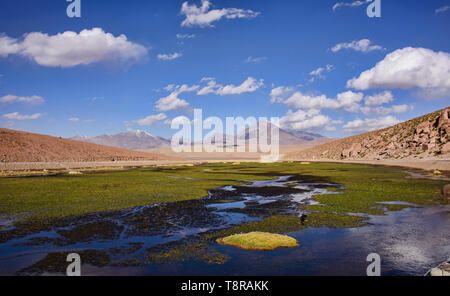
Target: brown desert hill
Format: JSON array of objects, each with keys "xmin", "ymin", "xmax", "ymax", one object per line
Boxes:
[
  {"xmin": 0, "ymin": 128, "xmax": 182, "ymax": 162},
  {"xmin": 284, "ymin": 107, "xmax": 450, "ymax": 161}
]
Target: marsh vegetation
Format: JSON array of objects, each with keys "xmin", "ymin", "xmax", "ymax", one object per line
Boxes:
[
  {"xmin": 0, "ymin": 162, "xmax": 447, "ymax": 275},
  {"xmin": 217, "ymin": 232, "xmax": 299, "ymax": 251}
]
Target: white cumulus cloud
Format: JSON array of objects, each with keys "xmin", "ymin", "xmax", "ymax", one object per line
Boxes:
[
  {"xmin": 364, "ymin": 91, "xmax": 394, "ymax": 106},
  {"xmin": 331, "ymin": 39, "xmax": 384, "ymax": 53},
  {"xmin": 436, "ymin": 5, "xmax": 450, "ymax": 14},
  {"xmin": 244, "ymin": 56, "xmax": 267, "ymax": 64},
  {"xmin": 137, "ymin": 113, "xmax": 167, "ymax": 126},
  {"xmin": 156, "ymin": 84, "xmax": 199, "ymax": 111},
  {"xmin": 155, "ymin": 77, "xmax": 263, "ymax": 112},
  {"xmin": 0, "ymin": 28, "xmax": 148, "ymax": 67},
  {"xmin": 361, "ymin": 104, "xmax": 411, "ymax": 116},
  {"xmin": 343, "ymin": 116, "xmax": 400, "ymax": 133},
  {"xmin": 216, "ymin": 77, "xmax": 263, "ymax": 95},
  {"xmin": 332, "ymin": 0, "xmax": 371, "ymax": 11},
  {"xmin": 347, "ymin": 47, "xmax": 450, "ymax": 97},
  {"xmin": 0, "ymin": 94, "xmax": 44, "ymax": 105},
  {"xmin": 0, "ymin": 35, "xmax": 21, "ymax": 57},
  {"xmin": 176, "ymin": 33, "xmax": 196, "ymax": 39},
  {"xmin": 180, "ymin": 0, "xmax": 260, "ymax": 27},
  {"xmin": 197, "ymin": 77, "xmax": 263, "ymax": 96},
  {"xmin": 3, "ymin": 112, "xmax": 42, "ymax": 120},
  {"xmin": 270, "ymin": 86, "xmax": 294, "ymax": 103},
  {"xmin": 281, "ymin": 90, "xmax": 364, "ymax": 113},
  {"xmin": 280, "ymin": 109, "xmax": 335, "ymax": 132},
  {"xmin": 310, "ymin": 64, "xmax": 334, "ymax": 76},
  {"xmin": 157, "ymin": 52, "xmax": 182, "ymax": 61},
  {"xmin": 309, "ymin": 64, "xmax": 334, "ymax": 82}
]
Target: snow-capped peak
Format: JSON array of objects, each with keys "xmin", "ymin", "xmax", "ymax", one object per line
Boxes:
[{"xmin": 130, "ymin": 130, "xmax": 154, "ymax": 137}]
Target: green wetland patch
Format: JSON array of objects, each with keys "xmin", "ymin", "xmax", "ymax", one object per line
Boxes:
[{"xmin": 0, "ymin": 162, "xmax": 448, "ymax": 275}]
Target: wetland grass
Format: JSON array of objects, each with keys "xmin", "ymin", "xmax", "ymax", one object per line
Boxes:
[
  {"xmin": 0, "ymin": 162, "xmax": 446, "ymax": 227},
  {"xmin": 2, "ymin": 162, "xmax": 447, "ymax": 273}
]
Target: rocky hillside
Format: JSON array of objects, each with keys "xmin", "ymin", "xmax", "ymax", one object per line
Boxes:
[
  {"xmin": 0, "ymin": 128, "xmax": 181, "ymax": 162},
  {"xmin": 284, "ymin": 107, "xmax": 450, "ymax": 161}
]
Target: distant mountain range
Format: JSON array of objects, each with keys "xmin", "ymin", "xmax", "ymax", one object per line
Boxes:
[
  {"xmin": 239, "ymin": 123, "xmax": 325, "ymax": 145},
  {"xmin": 71, "ymin": 130, "xmax": 171, "ymax": 150},
  {"xmin": 72, "ymin": 126, "xmax": 328, "ymax": 151},
  {"xmin": 207, "ymin": 123, "xmax": 326, "ymax": 148}
]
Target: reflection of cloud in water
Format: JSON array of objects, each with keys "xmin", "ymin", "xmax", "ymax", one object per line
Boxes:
[
  {"xmin": 390, "ymin": 244, "xmax": 430, "ymax": 266},
  {"xmin": 347, "ymin": 205, "xmax": 450, "ymax": 275}
]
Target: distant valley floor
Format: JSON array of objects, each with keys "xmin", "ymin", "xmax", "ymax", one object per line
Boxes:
[{"xmin": 1, "ymin": 157, "xmax": 449, "ymax": 174}]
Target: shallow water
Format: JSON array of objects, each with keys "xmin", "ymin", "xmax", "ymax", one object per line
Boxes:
[{"xmin": 0, "ymin": 174, "xmax": 448, "ymax": 276}]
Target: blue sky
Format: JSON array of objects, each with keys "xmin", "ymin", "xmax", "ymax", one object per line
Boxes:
[{"xmin": 0, "ymin": 0, "xmax": 449, "ymax": 139}]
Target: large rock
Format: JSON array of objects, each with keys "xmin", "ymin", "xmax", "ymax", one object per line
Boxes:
[
  {"xmin": 436, "ymin": 107, "xmax": 450, "ymax": 130},
  {"xmin": 351, "ymin": 143, "xmax": 362, "ymax": 153},
  {"xmin": 416, "ymin": 122, "xmax": 431, "ymax": 134},
  {"xmin": 429, "ymin": 262, "xmax": 450, "ymax": 276},
  {"xmin": 442, "ymin": 142, "xmax": 450, "ymax": 154},
  {"xmin": 341, "ymin": 149, "xmax": 351, "ymax": 159},
  {"xmin": 341, "ymin": 143, "xmax": 363, "ymax": 159},
  {"xmin": 430, "ymin": 268, "xmax": 449, "ymax": 276}
]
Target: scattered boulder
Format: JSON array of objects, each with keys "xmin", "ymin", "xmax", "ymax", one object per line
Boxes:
[
  {"xmin": 436, "ymin": 108, "xmax": 449, "ymax": 130},
  {"xmin": 429, "ymin": 262, "xmax": 450, "ymax": 276},
  {"xmin": 341, "ymin": 143, "xmax": 363, "ymax": 159},
  {"xmin": 442, "ymin": 142, "xmax": 450, "ymax": 154},
  {"xmin": 416, "ymin": 122, "xmax": 431, "ymax": 134},
  {"xmin": 341, "ymin": 148, "xmax": 351, "ymax": 159},
  {"xmin": 430, "ymin": 268, "xmax": 448, "ymax": 276}
]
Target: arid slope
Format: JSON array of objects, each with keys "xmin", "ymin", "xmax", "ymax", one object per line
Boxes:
[
  {"xmin": 0, "ymin": 128, "xmax": 181, "ymax": 162},
  {"xmin": 284, "ymin": 107, "xmax": 450, "ymax": 161}
]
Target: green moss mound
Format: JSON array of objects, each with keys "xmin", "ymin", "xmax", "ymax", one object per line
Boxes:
[{"xmin": 217, "ymin": 231, "xmax": 299, "ymax": 251}]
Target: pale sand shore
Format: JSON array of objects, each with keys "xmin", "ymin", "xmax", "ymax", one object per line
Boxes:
[
  {"xmin": 0, "ymin": 160, "xmax": 192, "ymax": 171},
  {"xmin": 0, "ymin": 159, "xmax": 258, "ymax": 171},
  {"xmin": 0, "ymin": 158, "xmax": 449, "ymax": 172}
]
